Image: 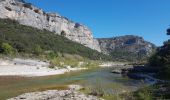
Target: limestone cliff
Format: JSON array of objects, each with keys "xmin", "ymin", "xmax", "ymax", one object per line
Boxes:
[
  {"xmin": 97, "ymin": 35, "xmax": 156, "ymax": 61},
  {"xmin": 0, "ymin": 0, "xmax": 101, "ymax": 52}
]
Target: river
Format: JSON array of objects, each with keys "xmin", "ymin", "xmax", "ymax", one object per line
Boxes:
[{"xmin": 0, "ymin": 68, "xmax": 148, "ymax": 100}]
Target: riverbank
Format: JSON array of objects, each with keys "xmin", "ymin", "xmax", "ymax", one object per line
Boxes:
[
  {"xmin": 8, "ymin": 90, "xmax": 103, "ymax": 100},
  {"xmin": 8, "ymin": 84, "xmax": 103, "ymax": 100},
  {"xmin": 0, "ymin": 58, "xmax": 86, "ymax": 77},
  {"xmin": 0, "ymin": 58, "xmax": 131, "ymax": 77}
]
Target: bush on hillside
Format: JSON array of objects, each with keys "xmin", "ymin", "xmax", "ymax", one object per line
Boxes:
[
  {"xmin": 34, "ymin": 45, "xmax": 43, "ymax": 55},
  {"xmin": 0, "ymin": 42, "xmax": 16, "ymax": 55},
  {"xmin": 0, "ymin": 18, "xmax": 111, "ymax": 60}
]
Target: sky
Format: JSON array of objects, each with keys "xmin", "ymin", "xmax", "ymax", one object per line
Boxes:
[{"xmin": 25, "ymin": 0, "xmax": 170, "ymax": 46}]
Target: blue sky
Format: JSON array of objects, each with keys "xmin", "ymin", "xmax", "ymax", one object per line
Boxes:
[{"xmin": 25, "ymin": 0, "xmax": 170, "ymax": 46}]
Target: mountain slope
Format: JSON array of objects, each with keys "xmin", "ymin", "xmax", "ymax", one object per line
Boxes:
[
  {"xmin": 0, "ymin": 0, "xmax": 101, "ymax": 51},
  {"xmin": 0, "ymin": 18, "xmax": 111, "ymax": 60},
  {"xmin": 97, "ymin": 35, "xmax": 156, "ymax": 61}
]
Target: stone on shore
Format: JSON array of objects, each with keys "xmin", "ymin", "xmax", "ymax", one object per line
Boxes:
[
  {"xmin": 111, "ymin": 69, "xmax": 122, "ymax": 74},
  {"xmin": 8, "ymin": 90, "xmax": 104, "ymax": 100}
]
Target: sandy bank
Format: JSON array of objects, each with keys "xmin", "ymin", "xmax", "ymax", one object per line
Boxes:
[{"xmin": 0, "ymin": 58, "xmax": 86, "ymax": 77}]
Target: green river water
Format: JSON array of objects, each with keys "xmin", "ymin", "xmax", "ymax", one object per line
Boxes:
[{"xmin": 0, "ymin": 68, "xmax": 146, "ymax": 100}]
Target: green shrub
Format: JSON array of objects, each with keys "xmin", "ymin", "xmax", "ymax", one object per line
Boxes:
[
  {"xmin": 1, "ymin": 42, "xmax": 15, "ymax": 55},
  {"xmin": 148, "ymin": 29, "xmax": 170, "ymax": 80},
  {"xmin": 34, "ymin": 45, "xmax": 43, "ymax": 55},
  {"xmin": 148, "ymin": 40, "xmax": 170, "ymax": 79},
  {"xmin": 46, "ymin": 51, "xmax": 56, "ymax": 59},
  {"xmin": 49, "ymin": 54, "xmax": 85, "ymax": 68}
]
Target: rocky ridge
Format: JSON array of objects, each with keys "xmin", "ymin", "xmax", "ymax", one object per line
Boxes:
[
  {"xmin": 0, "ymin": 0, "xmax": 101, "ymax": 52},
  {"xmin": 97, "ymin": 35, "xmax": 156, "ymax": 61}
]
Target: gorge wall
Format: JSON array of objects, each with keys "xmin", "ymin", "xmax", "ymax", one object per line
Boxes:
[{"xmin": 0, "ymin": 0, "xmax": 101, "ymax": 52}]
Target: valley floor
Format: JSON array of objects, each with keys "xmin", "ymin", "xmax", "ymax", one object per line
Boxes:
[{"xmin": 0, "ymin": 58, "xmax": 150, "ymax": 100}]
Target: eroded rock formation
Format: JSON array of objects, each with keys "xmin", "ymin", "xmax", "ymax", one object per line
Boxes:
[{"xmin": 0, "ymin": 0, "xmax": 101, "ymax": 51}]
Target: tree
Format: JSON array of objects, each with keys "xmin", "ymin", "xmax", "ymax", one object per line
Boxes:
[
  {"xmin": 34, "ymin": 45, "xmax": 43, "ymax": 55},
  {"xmin": 167, "ymin": 28, "xmax": 170, "ymax": 35},
  {"xmin": 13, "ymin": 42, "xmax": 25, "ymax": 52},
  {"xmin": 61, "ymin": 30, "xmax": 66, "ymax": 36},
  {"xmin": 149, "ymin": 28, "xmax": 170, "ymax": 79},
  {"xmin": 1, "ymin": 43, "xmax": 15, "ymax": 54}
]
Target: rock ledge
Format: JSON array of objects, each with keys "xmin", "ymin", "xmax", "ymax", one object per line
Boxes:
[{"xmin": 8, "ymin": 90, "xmax": 104, "ymax": 100}]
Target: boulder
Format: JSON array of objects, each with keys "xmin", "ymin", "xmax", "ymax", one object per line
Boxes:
[{"xmin": 111, "ymin": 69, "xmax": 122, "ymax": 74}]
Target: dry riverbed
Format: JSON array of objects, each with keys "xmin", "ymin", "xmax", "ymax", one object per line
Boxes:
[{"xmin": 0, "ymin": 58, "xmax": 86, "ymax": 77}]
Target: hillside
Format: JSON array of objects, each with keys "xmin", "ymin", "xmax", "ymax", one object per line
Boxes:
[
  {"xmin": 0, "ymin": 0, "xmax": 101, "ymax": 51},
  {"xmin": 0, "ymin": 18, "xmax": 111, "ymax": 60},
  {"xmin": 97, "ymin": 35, "xmax": 156, "ymax": 61}
]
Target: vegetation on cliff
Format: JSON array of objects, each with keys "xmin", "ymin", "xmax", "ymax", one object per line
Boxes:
[
  {"xmin": 0, "ymin": 18, "xmax": 111, "ymax": 61},
  {"xmin": 98, "ymin": 36, "xmax": 156, "ymax": 62}
]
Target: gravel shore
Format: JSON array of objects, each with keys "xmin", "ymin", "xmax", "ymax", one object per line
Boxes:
[
  {"xmin": 0, "ymin": 58, "xmax": 86, "ymax": 77},
  {"xmin": 8, "ymin": 89, "xmax": 103, "ymax": 100}
]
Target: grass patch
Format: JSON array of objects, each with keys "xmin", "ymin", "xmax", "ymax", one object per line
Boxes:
[
  {"xmin": 79, "ymin": 78, "xmax": 130, "ymax": 100},
  {"xmin": 48, "ymin": 53, "xmax": 101, "ymax": 68}
]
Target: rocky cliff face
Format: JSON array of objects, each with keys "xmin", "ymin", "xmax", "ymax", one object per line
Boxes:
[
  {"xmin": 97, "ymin": 35, "xmax": 156, "ymax": 61},
  {"xmin": 0, "ymin": 0, "xmax": 101, "ymax": 52}
]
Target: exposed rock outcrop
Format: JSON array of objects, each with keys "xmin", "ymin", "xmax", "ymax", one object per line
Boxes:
[
  {"xmin": 97, "ymin": 35, "xmax": 156, "ymax": 61},
  {"xmin": 0, "ymin": 0, "xmax": 101, "ymax": 52},
  {"xmin": 8, "ymin": 90, "xmax": 103, "ymax": 100}
]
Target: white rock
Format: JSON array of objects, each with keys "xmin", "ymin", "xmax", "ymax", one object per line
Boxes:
[{"xmin": 8, "ymin": 90, "xmax": 104, "ymax": 100}]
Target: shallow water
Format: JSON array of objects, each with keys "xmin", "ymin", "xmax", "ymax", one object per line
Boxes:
[{"xmin": 0, "ymin": 68, "xmax": 146, "ymax": 100}]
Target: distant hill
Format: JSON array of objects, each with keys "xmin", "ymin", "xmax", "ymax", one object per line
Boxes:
[
  {"xmin": 97, "ymin": 35, "xmax": 156, "ymax": 61},
  {"xmin": 0, "ymin": 18, "xmax": 111, "ymax": 60}
]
